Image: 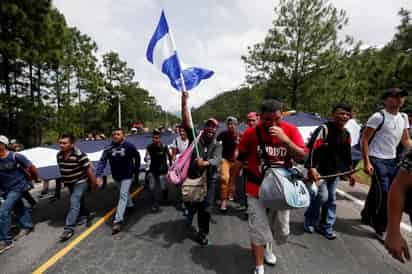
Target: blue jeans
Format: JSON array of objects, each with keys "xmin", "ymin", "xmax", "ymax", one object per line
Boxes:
[
  {"xmin": 114, "ymin": 179, "xmax": 134, "ymax": 224},
  {"xmin": 0, "ymin": 191, "xmax": 33, "ymax": 244},
  {"xmin": 147, "ymin": 173, "xmax": 167, "ymax": 207},
  {"xmin": 361, "ymin": 157, "xmax": 398, "ymax": 231},
  {"xmin": 65, "ymin": 182, "xmax": 88, "ymax": 231},
  {"xmin": 304, "ymin": 177, "xmax": 339, "ymax": 235}
]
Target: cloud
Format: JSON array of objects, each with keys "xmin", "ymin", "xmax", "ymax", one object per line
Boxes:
[{"xmin": 54, "ymin": 0, "xmax": 412, "ymax": 112}]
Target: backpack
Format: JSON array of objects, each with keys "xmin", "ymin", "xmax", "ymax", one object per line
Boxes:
[{"xmin": 255, "ymin": 128, "xmax": 310, "ymax": 209}]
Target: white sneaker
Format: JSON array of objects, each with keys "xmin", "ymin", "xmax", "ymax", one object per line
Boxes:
[
  {"xmin": 253, "ymin": 266, "xmax": 265, "ymax": 274},
  {"xmin": 264, "ymin": 244, "xmax": 277, "ymax": 265}
]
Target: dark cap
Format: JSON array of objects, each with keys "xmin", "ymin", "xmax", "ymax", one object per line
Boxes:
[
  {"xmin": 152, "ymin": 129, "xmax": 161, "ymax": 135},
  {"xmin": 382, "ymin": 88, "xmax": 407, "ymax": 100},
  {"xmin": 205, "ymin": 118, "xmax": 219, "ymax": 128}
]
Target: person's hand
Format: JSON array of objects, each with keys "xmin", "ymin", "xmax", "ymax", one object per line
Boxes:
[
  {"xmin": 363, "ymin": 161, "xmax": 374, "ymax": 176},
  {"xmin": 349, "ymin": 175, "xmax": 356, "ymax": 187},
  {"xmin": 308, "ymin": 168, "xmax": 321, "ymax": 182},
  {"xmin": 182, "ymin": 91, "xmax": 189, "ymax": 99},
  {"xmin": 269, "ymin": 126, "xmax": 290, "ymax": 144},
  {"xmin": 196, "ymin": 158, "xmax": 209, "ymax": 168},
  {"xmin": 385, "ymin": 231, "xmax": 411, "ymax": 263},
  {"xmin": 96, "ymin": 178, "xmax": 103, "ymax": 188}
]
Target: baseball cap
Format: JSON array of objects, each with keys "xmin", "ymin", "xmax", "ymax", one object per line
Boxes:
[
  {"xmin": 226, "ymin": 116, "xmax": 238, "ymax": 124},
  {"xmin": 205, "ymin": 118, "xmax": 219, "ymax": 128},
  {"xmin": 152, "ymin": 128, "xmax": 161, "ymax": 135},
  {"xmin": 0, "ymin": 135, "xmax": 9, "ymax": 145},
  {"xmin": 382, "ymin": 88, "xmax": 408, "ymax": 99},
  {"xmin": 247, "ymin": 112, "xmax": 258, "ymax": 120}
]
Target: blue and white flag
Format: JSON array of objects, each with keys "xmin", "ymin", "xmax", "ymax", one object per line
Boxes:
[{"xmin": 146, "ymin": 10, "xmax": 214, "ymax": 91}]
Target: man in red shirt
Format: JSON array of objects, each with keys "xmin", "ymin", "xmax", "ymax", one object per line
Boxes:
[{"xmin": 237, "ymin": 99, "xmax": 306, "ymax": 274}]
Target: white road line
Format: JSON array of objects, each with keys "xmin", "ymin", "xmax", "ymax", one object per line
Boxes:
[{"xmin": 336, "ymin": 188, "xmax": 412, "ymax": 233}]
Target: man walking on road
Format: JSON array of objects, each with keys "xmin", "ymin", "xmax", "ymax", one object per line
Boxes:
[
  {"xmin": 361, "ymin": 88, "xmax": 411, "ymax": 239},
  {"xmin": 145, "ymin": 129, "xmax": 172, "ymax": 212},
  {"xmin": 181, "ymin": 91, "xmax": 222, "ymax": 246},
  {"xmin": 304, "ymin": 103, "xmax": 355, "ymax": 240},
  {"xmin": 56, "ymin": 134, "xmax": 96, "ymax": 242},
  {"xmin": 218, "ymin": 116, "xmax": 242, "ymax": 213},
  {"xmin": 0, "ymin": 135, "xmax": 39, "ymax": 253},
  {"xmin": 96, "ymin": 128, "xmax": 141, "ymax": 234},
  {"xmin": 237, "ymin": 100, "xmax": 306, "ymax": 274}
]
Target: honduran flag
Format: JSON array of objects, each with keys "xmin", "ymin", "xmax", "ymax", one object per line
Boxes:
[{"xmin": 146, "ymin": 10, "xmax": 214, "ymax": 91}]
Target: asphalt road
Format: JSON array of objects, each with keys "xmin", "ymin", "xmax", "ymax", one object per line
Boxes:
[{"xmin": 1, "ymin": 179, "xmax": 411, "ymax": 274}]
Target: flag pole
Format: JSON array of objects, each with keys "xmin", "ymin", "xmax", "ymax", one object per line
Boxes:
[
  {"xmin": 167, "ymin": 22, "xmax": 200, "ymax": 158},
  {"xmin": 179, "ymin": 73, "xmax": 200, "ymax": 158}
]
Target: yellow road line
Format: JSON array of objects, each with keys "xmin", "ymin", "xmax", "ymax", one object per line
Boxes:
[{"xmin": 33, "ymin": 186, "xmax": 144, "ymax": 274}]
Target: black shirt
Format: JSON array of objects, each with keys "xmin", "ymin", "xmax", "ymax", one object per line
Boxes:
[
  {"xmin": 147, "ymin": 143, "xmax": 169, "ymax": 176},
  {"xmin": 306, "ymin": 121, "xmax": 352, "ymax": 176}
]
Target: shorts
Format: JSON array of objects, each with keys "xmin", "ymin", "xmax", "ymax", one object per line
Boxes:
[{"xmin": 248, "ymin": 195, "xmax": 290, "ymax": 245}]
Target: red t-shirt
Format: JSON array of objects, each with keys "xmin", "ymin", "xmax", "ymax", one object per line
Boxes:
[{"xmin": 239, "ymin": 121, "xmax": 306, "ymax": 197}]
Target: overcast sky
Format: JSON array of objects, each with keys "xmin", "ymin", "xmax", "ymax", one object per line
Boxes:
[{"xmin": 54, "ymin": 0, "xmax": 412, "ymax": 112}]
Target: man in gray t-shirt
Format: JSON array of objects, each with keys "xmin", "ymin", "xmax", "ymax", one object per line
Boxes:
[{"xmin": 361, "ymin": 88, "xmax": 412, "ymax": 238}]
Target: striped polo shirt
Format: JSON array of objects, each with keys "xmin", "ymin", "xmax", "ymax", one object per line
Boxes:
[{"xmin": 57, "ymin": 148, "xmax": 90, "ymax": 184}]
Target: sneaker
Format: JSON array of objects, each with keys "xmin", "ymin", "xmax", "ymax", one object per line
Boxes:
[
  {"xmin": 0, "ymin": 241, "xmax": 13, "ymax": 254},
  {"xmin": 198, "ymin": 232, "xmax": 209, "ymax": 247},
  {"xmin": 253, "ymin": 266, "xmax": 265, "ymax": 274},
  {"xmin": 315, "ymin": 227, "xmax": 337, "ymax": 240},
  {"xmin": 151, "ymin": 205, "xmax": 160, "ymax": 213},
  {"xmin": 60, "ymin": 230, "xmax": 74, "ymax": 242},
  {"xmin": 38, "ymin": 190, "xmax": 50, "ymax": 199},
  {"xmin": 303, "ymin": 224, "xmax": 315, "ymax": 233},
  {"xmin": 229, "ymin": 196, "xmax": 234, "ymax": 201},
  {"xmin": 219, "ymin": 206, "xmax": 228, "ymax": 214},
  {"xmin": 238, "ymin": 205, "xmax": 247, "ymax": 212},
  {"xmin": 14, "ymin": 228, "xmax": 33, "ymax": 241},
  {"xmin": 48, "ymin": 196, "xmax": 60, "ymax": 203},
  {"xmin": 112, "ymin": 223, "xmax": 121, "ymax": 235},
  {"xmin": 325, "ymin": 232, "xmax": 337, "ymax": 240},
  {"xmin": 264, "ymin": 244, "xmax": 277, "ymax": 265}
]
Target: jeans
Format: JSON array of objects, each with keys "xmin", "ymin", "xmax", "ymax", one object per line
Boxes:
[
  {"xmin": 304, "ymin": 177, "xmax": 339, "ymax": 235},
  {"xmin": 0, "ymin": 191, "xmax": 33, "ymax": 244},
  {"xmin": 114, "ymin": 178, "xmax": 134, "ymax": 224},
  {"xmin": 361, "ymin": 157, "xmax": 398, "ymax": 232},
  {"xmin": 65, "ymin": 182, "xmax": 88, "ymax": 231},
  {"xmin": 147, "ymin": 173, "xmax": 167, "ymax": 207}
]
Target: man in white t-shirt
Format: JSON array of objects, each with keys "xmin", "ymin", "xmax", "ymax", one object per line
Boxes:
[
  {"xmin": 170, "ymin": 125, "xmax": 190, "ymax": 212},
  {"xmin": 361, "ymin": 88, "xmax": 412, "ymax": 239},
  {"xmin": 171, "ymin": 125, "xmax": 189, "ymax": 161}
]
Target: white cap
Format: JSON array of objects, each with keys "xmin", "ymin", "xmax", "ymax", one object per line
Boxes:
[
  {"xmin": 0, "ymin": 135, "xmax": 9, "ymax": 145},
  {"xmin": 131, "ymin": 127, "xmax": 137, "ymax": 132}
]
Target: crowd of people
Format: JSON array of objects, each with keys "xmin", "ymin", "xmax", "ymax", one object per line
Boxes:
[{"xmin": 0, "ymin": 88, "xmax": 412, "ymax": 273}]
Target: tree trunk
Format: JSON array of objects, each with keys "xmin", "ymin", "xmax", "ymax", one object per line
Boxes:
[
  {"xmin": 36, "ymin": 64, "xmax": 42, "ymax": 105},
  {"xmin": 3, "ymin": 57, "xmax": 13, "ymax": 134}
]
